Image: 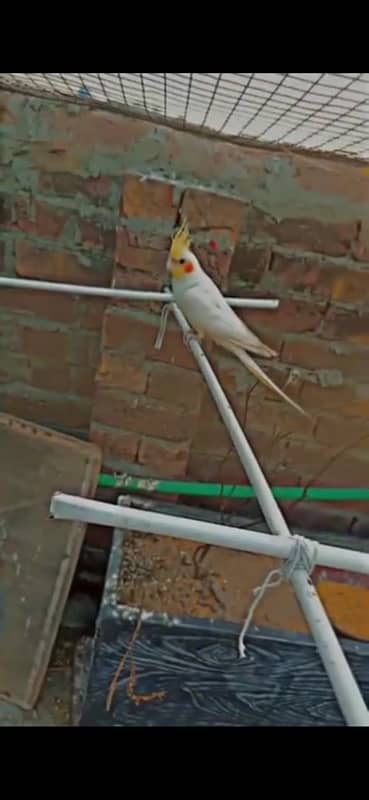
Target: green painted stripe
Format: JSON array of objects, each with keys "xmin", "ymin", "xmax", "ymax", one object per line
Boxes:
[{"xmin": 98, "ymin": 473, "xmax": 369, "ymax": 501}]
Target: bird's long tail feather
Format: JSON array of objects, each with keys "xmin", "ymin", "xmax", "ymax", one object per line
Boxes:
[{"xmin": 225, "ymin": 343, "xmax": 310, "ymax": 418}]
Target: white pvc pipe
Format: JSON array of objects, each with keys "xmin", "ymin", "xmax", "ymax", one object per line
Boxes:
[
  {"xmin": 0, "ymin": 277, "xmax": 279, "ymax": 309},
  {"xmin": 170, "ymin": 302, "xmax": 369, "ymax": 727},
  {"xmin": 50, "ymin": 492, "xmax": 369, "ymax": 578}
]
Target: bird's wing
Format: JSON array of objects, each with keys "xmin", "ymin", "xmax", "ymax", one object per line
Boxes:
[{"xmin": 180, "ymin": 278, "xmax": 276, "ymax": 358}]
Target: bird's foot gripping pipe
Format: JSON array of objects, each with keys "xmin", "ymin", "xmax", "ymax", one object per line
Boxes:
[
  {"xmin": 182, "ymin": 330, "xmax": 203, "ymax": 349},
  {"xmin": 154, "ymin": 302, "xmax": 202, "ymax": 353}
]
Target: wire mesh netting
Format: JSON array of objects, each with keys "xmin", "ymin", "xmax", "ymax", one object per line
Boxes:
[{"xmin": 1, "ymin": 72, "xmax": 369, "ymax": 160}]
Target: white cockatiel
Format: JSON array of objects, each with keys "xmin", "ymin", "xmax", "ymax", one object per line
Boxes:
[{"xmin": 167, "ymin": 219, "xmax": 308, "ymax": 417}]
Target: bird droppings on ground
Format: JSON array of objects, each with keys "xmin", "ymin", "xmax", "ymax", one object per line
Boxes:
[{"xmin": 118, "ymin": 530, "xmax": 309, "ymax": 633}]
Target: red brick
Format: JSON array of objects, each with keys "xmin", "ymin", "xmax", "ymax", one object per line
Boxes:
[
  {"xmin": 78, "ymin": 219, "xmax": 115, "ymax": 252},
  {"xmin": 187, "ymin": 444, "xmax": 299, "ymax": 494},
  {"xmin": 116, "ymin": 227, "xmax": 168, "ymax": 275},
  {"xmin": 187, "ymin": 450, "xmax": 247, "ymax": 485},
  {"xmin": 320, "ymin": 308, "xmax": 369, "ymax": 345},
  {"xmin": 181, "ymin": 188, "xmax": 244, "ymax": 232},
  {"xmin": 300, "ymin": 379, "xmax": 364, "ymax": 415},
  {"xmin": 96, "ymin": 353, "xmax": 148, "ymax": 393},
  {"xmin": 272, "ymin": 437, "xmax": 330, "ymax": 483},
  {"xmin": 246, "ymin": 383, "xmax": 312, "ymax": 439},
  {"xmin": 0, "ymin": 240, "xmax": 5, "ymax": 272},
  {"xmin": 163, "ymin": 128, "xmax": 268, "ymax": 188},
  {"xmin": 150, "ymin": 326, "xmax": 197, "ymax": 371},
  {"xmin": 90, "ymin": 424, "xmax": 139, "ymax": 463},
  {"xmin": 102, "ymin": 310, "xmax": 195, "ymax": 369},
  {"xmin": 0, "ymin": 194, "xmax": 12, "ymax": 226},
  {"xmin": 21, "ymin": 326, "xmax": 68, "ymax": 360},
  {"xmin": 0, "ymin": 392, "xmax": 90, "ymax": 430},
  {"xmin": 180, "ymin": 188, "xmax": 244, "ymax": 285},
  {"xmin": 114, "ymin": 271, "xmax": 161, "ymax": 307},
  {"xmin": 113, "ymin": 265, "xmax": 164, "ymax": 296},
  {"xmin": 329, "ymin": 271, "xmax": 369, "ymax": 305},
  {"xmin": 147, "ymin": 364, "xmax": 203, "ymax": 413},
  {"xmin": 93, "ymin": 388, "xmax": 198, "ymax": 441},
  {"xmin": 282, "ymin": 337, "xmax": 367, "ymax": 379},
  {"xmin": 72, "ymin": 366, "xmax": 97, "ymax": 398},
  {"xmin": 192, "ymin": 241, "xmax": 236, "ymax": 289},
  {"xmin": 246, "ymin": 207, "xmax": 356, "ymax": 257},
  {"xmin": 48, "ymin": 107, "xmax": 148, "ymax": 152},
  {"xmin": 241, "ymin": 298, "xmax": 324, "ymax": 337},
  {"xmin": 294, "ymin": 156, "xmax": 369, "ymax": 205},
  {"xmin": 0, "ymin": 95, "xmax": 16, "ymax": 126},
  {"xmin": 314, "ymin": 414, "xmax": 369, "ymax": 448},
  {"xmin": 17, "ymin": 200, "xmax": 68, "ymax": 239},
  {"xmin": 122, "ymin": 175, "xmax": 178, "ymax": 222},
  {"xmin": 269, "ymin": 252, "xmax": 369, "ymax": 304},
  {"xmin": 0, "ymin": 287, "xmax": 76, "ymax": 324},
  {"xmin": 0, "ymin": 353, "xmax": 31, "ymax": 384},
  {"xmin": 209, "ymin": 353, "xmax": 256, "ymax": 396},
  {"xmin": 229, "ymin": 244, "xmax": 272, "ymax": 287},
  {"xmin": 102, "ymin": 310, "xmax": 157, "ymax": 355},
  {"xmin": 68, "ymin": 332, "xmax": 101, "ymax": 367},
  {"xmin": 277, "ymin": 436, "xmax": 369, "ymax": 486},
  {"xmin": 192, "ymin": 417, "xmax": 234, "ymax": 457},
  {"xmin": 137, "ymin": 437, "xmax": 190, "ymax": 478},
  {"xmin": 268, "ymin": 252, "xmax": 328, "ymax": 294},
  {"xmin": 191, "ymin": 387, "xmax": 264, "ymax": 457},
  {"xmin": 31, "ymin": 142, "xmax": 84, "ymax": 173},
  {"xmin": 16, "ymin": 240, "xmax": 109, "ymax": 286},
  {"xmin": 341, "ymin": 400, "xmax": 369, "ymax": 419},
  {"xmin": 39, "ymin": 172, "xmax": 113, "ymax": 201},
  {"xmin": 187, "ymin": 451, "xmax": 229, "ymax": 483},
  {"xmin": 75, "ymin": 297, "xmax": 106, "ymax": 332},
  {"xmin": 0, "ymin": 317, "xmax": 22, "ymax": 353},
  {"xmin": 351, "ymin": 220, "xmax": 369, "ymax": 262},
  {"xmin": 31, "ymin": 365, "xmax": 71, "ymax": 393},
  {"xmin": 1, "ymin": 195, "xmax": 68, "ymax": 240}
]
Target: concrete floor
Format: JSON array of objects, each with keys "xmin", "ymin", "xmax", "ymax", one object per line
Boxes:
[{"xmin": 0, "ymin": 632, "xmax": 79, "ymax": 726}]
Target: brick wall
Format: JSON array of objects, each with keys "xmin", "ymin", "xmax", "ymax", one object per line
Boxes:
[{"xmin": 1, "ymin": 89, "xmax": 369, "ymax": 530}]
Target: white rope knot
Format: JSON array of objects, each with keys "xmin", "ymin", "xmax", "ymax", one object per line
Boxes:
[{"xmin": 238, "ymin": 535, "xmax": 318, "ymax": 659}]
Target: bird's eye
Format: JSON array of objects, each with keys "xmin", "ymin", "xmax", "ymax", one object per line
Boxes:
[{"xmin": 179, "ymin": 258, "xmax": 185, "ymax": 265}]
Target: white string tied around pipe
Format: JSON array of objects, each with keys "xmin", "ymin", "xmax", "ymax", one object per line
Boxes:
[{"xmin": 238, "ymin": 535, "xmax": 319, "ymax": 658}]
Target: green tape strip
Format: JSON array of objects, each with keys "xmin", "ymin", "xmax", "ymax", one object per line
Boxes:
[{"xmin": 98, "ymin": 473, "xmax": 369, "ymax": 501}]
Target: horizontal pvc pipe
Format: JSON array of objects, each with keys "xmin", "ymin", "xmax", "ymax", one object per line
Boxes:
[
  {"xmin": 50, "ymin": 493, "xmax": 369, "ymax": 579},
  {"xmin": 98, "ymin": 473, "xmax": 369, "ymax": 501},
  {"xmin": 0, "ymin": 277, "xmax": 279, "ymax": 309}
]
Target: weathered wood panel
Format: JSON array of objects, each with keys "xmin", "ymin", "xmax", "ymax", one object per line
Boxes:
[{"xmin": 0, "ymin": 413, "xmax": 101, "ymax": 709}]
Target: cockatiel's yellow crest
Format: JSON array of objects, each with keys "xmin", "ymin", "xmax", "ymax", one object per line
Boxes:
[
  {"xmin": 167, "ymin": 219, "xmax": 309, "ymax": 417},
  {"xmin": 168, "ymin": 219, "xmax": 195, "ymax": 280},
  {"xmin": 170, "ymin": 219, "xmax": 192, "ymax": 261}
]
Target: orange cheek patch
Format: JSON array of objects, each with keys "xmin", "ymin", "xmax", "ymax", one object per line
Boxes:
[{"xmin": 184, "ymin": 262, "xmax": 194, "ymax": 273}]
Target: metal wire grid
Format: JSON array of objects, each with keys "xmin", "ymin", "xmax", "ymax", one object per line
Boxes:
[{"xmin": 1, "ymin": 72, "xmax": 369, "ymax": 159}]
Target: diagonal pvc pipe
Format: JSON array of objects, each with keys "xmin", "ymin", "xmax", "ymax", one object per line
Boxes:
[{"xmin": 169, "ymin": 301, "xmax": 369, "ymax": 726}]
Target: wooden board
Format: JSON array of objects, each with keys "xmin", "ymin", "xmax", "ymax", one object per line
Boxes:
[
  {"xmin": 79, "ymin": 529, "xmax": 369, "ymax": 726},
  {"xmin": 0, "ymin": 413, "xmax": 101, "ymax": 709}
]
